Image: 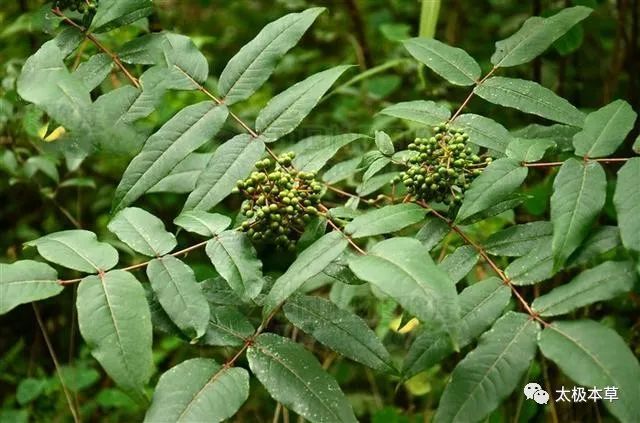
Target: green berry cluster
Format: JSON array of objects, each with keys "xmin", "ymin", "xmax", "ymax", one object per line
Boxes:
[
  {"xmin": 54, "ymin": 0, "xmax": 98, "ymax": 14},
  {"xmin": 235, "ymin": 153, "xmax": 322, "ymax": 251},
  {"xmin": 396, "ymin": 123, "xmax": 491, "ymax": 206}
]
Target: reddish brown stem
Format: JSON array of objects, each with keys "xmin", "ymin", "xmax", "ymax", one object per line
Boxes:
[{"xmin": 52, "ymin": 8, "xmax": 140, "ymax": 88}]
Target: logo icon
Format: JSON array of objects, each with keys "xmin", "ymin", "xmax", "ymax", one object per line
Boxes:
[{"xmin": 524, "ymin": 382, "xmax": 549, "ymax": 405}]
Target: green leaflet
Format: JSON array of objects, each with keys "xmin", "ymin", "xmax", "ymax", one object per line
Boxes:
[
  {"xmin": 434, "ymin": 312, "xmax": 540, "ymax": 423},
  {"xmin": 113, "ymin": 102, "xmax": 228, "ymax": 212},
  {"xmin": 77, "ymin": 271, "xmax": 152, "ymax": 402},
  {"xmin": 379, "ymin": 100, "xmax": 450, "ymax": 126},
  {"xmin": 505, "ymin": 239, "xmax": 554, "ymax": 285},
  {"xmin": 247, "ymin": 333, "xmax": 357, "ymax": 423},
  {"xmin": 26, "ymin": 230, "xmax": 118, "ymax": 273},
  {"xmin": 255, "ymin": 66, "xmax": 350, "ymax": 142},
  {"xmin": 474, "ymin": 77, "xmax": 585, "ymax": 127},
  {"xmin": 573, "ymin": 100, "xmax": 637, "ymax": 158},
  {"xmin": 90, "ymin": 0, "xmax": 153, "ymax": 33},
  {"xmin": 205, "ymin": 231, "xmax": 264, "ymax": 301},
  {"xmin": 613, "ymin": 158, "xmax": 640, "ymax": 252},
  {"xmin": 183, "ymin": 134, "xmax": 265, "ymax": 212},
  {"xmin": 453, "ymin": 114, "xmax": 512, "ymax": 153},
  {"xmin": 75, "ymin": 53, "xmax": 112, "ymax": 92},
  {"xmin": 456, "ymin": 158, "xmax": 528, "ymax": 223},
  {"xmin": 568, "ymin": 225, "xmax": 621, "ymax": 268},
  {"xmin": 144, "ymin": 358, "xmax": 249, "ymax": 423},
  {"xmin": 532, "ymin": 261, "xmax": 636, "ymax": 316},
  {"xmin": 539, "ymin": 321, "xmax": 640, "ymax": 423},
  {"xmin": 551, "ymin": 158, "xmax": 606, "ymax": 269},
  {"xmin": 356, "ymin": 171, "xmax": 399, "ymax": 196},
  {"xmin": 506, "ymin": 137, "xmax": 555, "ymax": 162},
  {"xmin": 513, "ymin": 123, "xmax": 579, "ymax": 152},
  {"xmin": 0, "ymin": 261, "xmax": 62, "ymax": 315},
  {"xmin": 375, "ymin": 130, "xmax": 394, "ymax": 155},
  {"xmin": 322, "ymin": 158, "xmax": 361, "ymax": 184},
  {"xmin": 89, "ymin": 85, "xmax": 150, "ymax": 155},
  {"xmin": 118, "ymin": 33, "xmax": 208, "ymax": 90},
  {"xmin": 149, "ymin": 153, "xmax": 212, "ymax": 194},
  {"xmin": 218, "ymin": 8, "xmax": 325, "ymax": 105},
  {"xmin": 290, "ymin": 133, "xmax": 366, "ymax": 172},
  {"xmin": 484, "ymin": 221, "xmax": 552, "ymax": 257},
  {"xmin": 147, "ymin": 256, "xmax": 210, "ymax": 340},
  {"xmin": 491, "ymin": 6, "xmax": 592, "ymax": 67},
  {"xmin": 264, "ymin": 232, "xmax": 348, "ymax": 314},
  {"xmin": 345, "ymin": 203, "xmax": 426, "ymax": 239},
  {"xmin": 403, "ymin": 37, "xmax": 481, "ymax": 86},
  {"xmin": 201, "ymin": 305, "xmax": 254, "ymax": 347},
  {"xmin": 108, "ymin": 207, "xmax": 176, "ymax": 257},
  {"xmin": 284, "ymin": 295, "xmax": 395, "ymax": 373},
  {"xmin": 438, "ymin": 245, "xmax": 479, "ymax": 284},
  {"xmin": 349, "ymin": 238, "xmax": 459, "ymax": 342},
  {"xmin": 415, "ymin": 216, "xmax": 450, "ymax": 251},
  {"xmin": 403, "ymin": 277, "xmax": 511, "ymax": 379},
  {"xmin": 17, "ymin": 40, "xmax": 91, "ymax": 133},
  {"xmin": 174, "ymin": 211, "xmax": 231, "ymax": 238}
]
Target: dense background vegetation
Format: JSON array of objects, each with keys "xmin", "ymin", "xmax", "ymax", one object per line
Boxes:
[{"xmin": 1, "ymin": 0, "xmax": 639, "ymax": 422}]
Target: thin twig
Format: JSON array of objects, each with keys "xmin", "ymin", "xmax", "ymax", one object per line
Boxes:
[
  {"xmin": 32, "ymin": 303, "xmax": 80, "ymax": 423},
  {"xmin": 448, "ymin": 66, "xmax": 498, "ymax": 123},
  {"xmin": 414, "ymin": 200, "xmax": 548, "ymax": 326},
  {"xmin": 51, "ymin": 8, "xmax": 140, "ymax": 88}
]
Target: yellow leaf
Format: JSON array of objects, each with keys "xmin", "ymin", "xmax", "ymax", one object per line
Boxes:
[
  {"xmin": 37, "ymin": 123, "xmax": 49, "ymax": 139},
  {"xmin": 404, "ymin": 371, "xmax": 432, "ymax": 396},
  {"xmin": 44, "ymin": 126, "xmax": 66, "ymax": 142}
]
